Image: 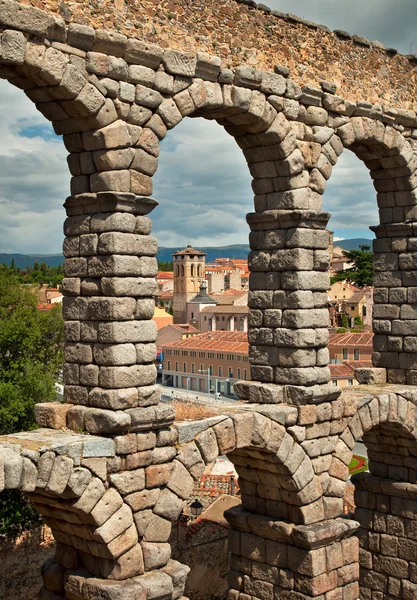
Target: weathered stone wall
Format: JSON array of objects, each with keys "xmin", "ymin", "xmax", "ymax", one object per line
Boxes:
[
  {"xmin": 24, "ymin": 0, "xmax": 417, "ymax": 108},
  {"xmin": 354, "ymin": 472, "xmax": 417, "ymax": 600},
  {"xmin": 0, "ymin": 526, "xmax": 55, "ymax": 600},
  {"xmin": 3, "ymin": 2, "xmax": 417, "ymax": 600}
]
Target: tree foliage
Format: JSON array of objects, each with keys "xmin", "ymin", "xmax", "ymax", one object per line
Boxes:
[
  {"xmin": 157, "ymin": 261, "xmax": 173, "ymax": 272},
  {"xmin": 0, "ymin": 261, "xmax": 64, "ymax": 287},
  {"xmin": 0, "ymin": 271, "xmax": 64, "ymax": 435},
  {"xmin": 331, "ymin": 245, "xmax": 373, "ymax": 287},
  {"xmin": 0, "ymin": 271, "xmax": 64, "ymax": 538}
]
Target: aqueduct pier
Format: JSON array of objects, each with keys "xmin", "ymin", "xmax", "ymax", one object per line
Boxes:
[{"xmin": 2, "ymin": 1, "xmax": 417, "ymax": 599}]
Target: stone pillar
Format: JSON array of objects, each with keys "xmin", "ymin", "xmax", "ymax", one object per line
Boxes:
[
  {"xmin": 353, "ymin": 472, "xmax": 417, "ymax": 600},
  {"xmin": 62, "ymin": 190, "xmax": 162, "ymax": 436},
  {"xmin": 225, "ymin": 504, "xmax": 359, "ymax": 600},
  {"xmin": 243, "ymin": 316, "xmax": 248, "ymax": 332},
  {"xmin": 372, "ymin": 222, "xmax": 417, "ymax": 385},
  {"xmin": 239, "ymin": 207, "xmax": 333, "ymax": 404}
]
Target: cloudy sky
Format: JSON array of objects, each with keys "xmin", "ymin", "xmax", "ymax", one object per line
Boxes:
[{"xmin": 0, "ymin": 1, "xmax": 414, "ymax": 254}]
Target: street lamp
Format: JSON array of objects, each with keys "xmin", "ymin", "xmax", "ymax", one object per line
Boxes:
[
  {"xmin": 189, "ymin": 499, "xmax": 203, "ymax": 519},
  {"xmin": 198, "ymin": 368, "xmax": 211, "ymax": 401}
]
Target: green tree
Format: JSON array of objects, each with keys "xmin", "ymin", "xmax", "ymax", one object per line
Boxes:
[
  {"xmin": 341, "ymin": 314, "xmax": 349, "ymax": 329},
  {"xmin": 0, "ymin": 271, "xmax": 64, "ymax": 539},
  {"xmin": 157, "ymin": 261, "xmax": 173, "ymax": 272},
  {"xmin": 0, "ymin": 271, "xmax": 64, "ymax": 435},
  {"xmin": 331, "ymin": 245, "xmax": 373, "ymax": 287},
  {"xmin": 354, "ymin": 316, "xmax": 363, "ymax": 327}
]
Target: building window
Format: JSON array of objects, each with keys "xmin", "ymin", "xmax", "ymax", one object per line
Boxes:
[
  {"xmin": 183, "ymin": 362, "xmax": 186, "ymax": 372},
  {"xmin": 343, "ymin": 349, "xmax": 348, "ymax": 360},
  {"xmin": 244, "ymin": 370, "xmax": 247, "ymax": 380},
  {"xmin": 363, "ymin": 306, "xmax": 367, "ymax": 317},
  {"xmin": 200, "ymin": 364, "xmax": 203, "ymax": 373},
  {"xmin": 332, "ymin": 380, "xmax": 338, "ymax": 386},
  {"xmin": 191, "ymin": 312, "xmax": 194, "ymax": 319},
  {"xmin": 348, "ymin": 379, "xmax": 354, "ymax": 386},
  {"xmin": 229, "ymin": 369, "xmax": 233, "ymax": 378},
  {"xmin": 175, "ymin": 362, "xmax": 178, "ymax": 372},
  {"xmin": 209, "ymin": 366, "xmax": 213, "ymax": 375},
  {"xmin": 191, "ymin": 363, "xmax": 195, "ymax": 373},
  {"xmin": 237, "ymin": 368, "xmax": 241, "ymax": 379},
  {"xmin": 167, "ymin": 361, "xmax": 171, "ymax": 370},
  {"xmin": 354, "ymin": 349, "xmax": 360, "ymax": 360},
  {"xmin": 218, "ymin": 366, "xmax": 222, "ymax": 377}
]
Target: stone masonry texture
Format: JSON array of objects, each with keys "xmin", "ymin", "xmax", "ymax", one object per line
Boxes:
[{"xmin": 2, "ymin": 1, "xmax": 417, "ymax": 599}]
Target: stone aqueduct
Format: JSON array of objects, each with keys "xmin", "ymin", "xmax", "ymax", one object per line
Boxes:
[{"xmin": 2, "ymin": 1, "xmax": 417, "ymax": 599}]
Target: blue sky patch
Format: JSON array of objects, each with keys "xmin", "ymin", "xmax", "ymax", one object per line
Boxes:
[{"xmin": 17, "ymin": 122, "xmax": 59, "ymax": 141}]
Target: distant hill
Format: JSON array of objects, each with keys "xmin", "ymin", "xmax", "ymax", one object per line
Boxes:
[
  {"xmin": 157, "ymin": 245, "xmax": 251, "ymax": 262},
  {"xmin": 333, "ymin": 238, "xmax": 373, "ymax": 251},
  {"xmin": 0, "ymin": 253, "xmax": 64, "ymax": 269},
  {"xmin": 0, "ymin": 239, "xmax": 373, "ymax": 269}
]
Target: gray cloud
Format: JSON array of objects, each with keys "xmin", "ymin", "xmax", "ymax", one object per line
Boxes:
[
  {"xmin": 2, "ymin": 0, "xmax": 406, "ymax": 256},
  {"xmin": 266, "ymin": 0, "xmax": 417, "ymax": 55}
]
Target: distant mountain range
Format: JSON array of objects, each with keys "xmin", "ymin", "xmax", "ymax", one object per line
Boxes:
[{"xmin": 0, "ymin": 238, "xmax": 373, "ymax": 269}]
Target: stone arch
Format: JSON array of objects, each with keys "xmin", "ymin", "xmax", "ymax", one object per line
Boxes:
[
  {"xmin": 329, "ymin": 391, "xmax": 417, "ymax": 500},
  {"xmin": 333, "ymin": 391, "xmax": 417, "ymax": 600},
  {"xmin": 175, "ymin": 411, "xmax": 323, "ymax": 525}
]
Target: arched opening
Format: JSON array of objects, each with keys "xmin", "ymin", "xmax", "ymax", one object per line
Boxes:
[
  {"xmin": 0, "ymin": 76, "xmax": 70, "ymax": 593},
  {"xmin": 341, "ymin": 393, "xmax": 417, "ymax": 600}
]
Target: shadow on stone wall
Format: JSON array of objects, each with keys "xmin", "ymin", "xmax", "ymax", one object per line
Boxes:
[{"xmin": 0, "ymin": 526, "xmax": 55, "ymax": 600}]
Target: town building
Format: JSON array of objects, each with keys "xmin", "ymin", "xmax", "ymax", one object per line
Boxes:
[
  {"xmin": 157, "ymin": 270, "xmax": 174, "ymax": 294},
  {"xmin": 329, "ymin": 332, "xmax": 373, "ymax": 363},
  {"xmin": 329, "ymin": 360, "xmax": 372, "ymax": 388},
  {"xmin": 330, "ymin": 245, "xmax": 353, "ymax": 275},
  {"xmin": 328, "ymin": 331, "xmax": 373, "ymax": 387},
  {"xmin": 157, "ymin": 323, "xmax": 200, "ymax": 348},
  {"xmin": 188, "ymin": 286, "xmax": 248, "ymax": 333},
  {"xmin": 172, "ymin": 245, "xmax": 206, "ymax": 323},
  {"xmin": 205, "ymin": 258, "xmax": 244, "ymax": 293},
  {"xmin": 152, "ymin": 306, "xmax": 173, "ymax": 330},
  {"xmin": 329, "ymin": 281, "xmax": 373, "ymax": 328},
  {"xmin": 161, "ymin": 330, "xmax": 249, "ymax": 397}
]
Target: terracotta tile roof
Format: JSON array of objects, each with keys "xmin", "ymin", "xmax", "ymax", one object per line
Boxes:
[
  {"xmin": 173, "ymin": 245, "xmax": 206, "ymax": 256},
  {"xmin": 343, "ymin": 291, "xmax": 366, "ymax": 303},
  {"xmin": 345, "ymin": 360, "xmax": 373, "ymax": 370},
  {"xmin": 37, "ymin": 303, "xmax": 54, "ymax": 311},
  {"xmin": 170, "ymin": 324, "xmax": 200, "ymax": 333},
  {"xmin": 162, "ymin": 331, "xmax": 249, "ymax": 353},
  {"xmin": 329, "ymin": 332, "xmax": 373, "ymax": 347},
  {"xmin": 200, "ymin": 305, "xmax": 249, "ymax": 314},
  {"xmin": 159, "ymin": 291, "xmax": 174, "ymax": 299},
  {"xmin": 329, "ymin": 360, "xmax": 372, "ymax": 378},
  {"xmin": 157, "ymin": 271, "xmax": 174, "ymax": 279},
  {"xmin": 210, "ymin": 290, "xmax": 248, "ymax": 305}
]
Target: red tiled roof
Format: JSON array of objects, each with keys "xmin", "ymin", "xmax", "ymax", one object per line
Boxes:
[
  {"xmin": 37, "ymin": 303, "xmax": 54, "ymax": 311},
  {"xmin": 159, "ymin": 291, "xmax": 174, "ymax": 299},
  {"xmin": 329, "ymin": 333, "xmax": 373, "ymax": 347},
  {"xmin": 329, "ymin": 360, "xmax": 372, "ymax": 378},
  {"xmin": 170, "ymin": 324, "xmax": 200, "ymax": 333},
  {"xmin": 157, "ymin": 271, "xmax": 174, "ymax": 279},
  {"xmin": 200, "ymin": 305, "xmax": 249, "ymax": 314},
  {"xmin": 173, "ymin": 245, "xmax": 206, "ymax": 256},
  {"xmin": 343, "ymin": 291, "xmax": 366, "ymax": 303},
  {"xmin": 162, "ymin": 331, "xmax": 248, "ymax": 353}
]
